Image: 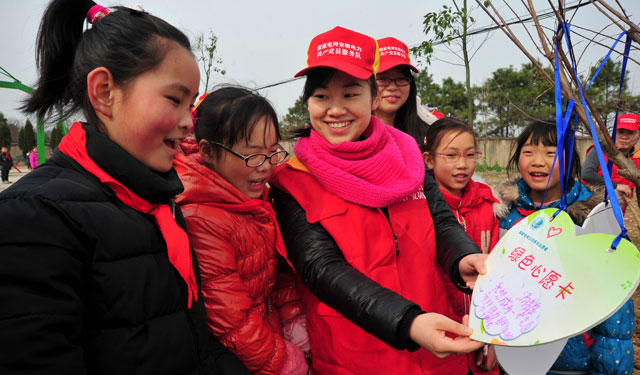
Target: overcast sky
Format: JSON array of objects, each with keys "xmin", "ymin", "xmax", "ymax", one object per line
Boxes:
[{"xmin": 2, "ymin": 0, "xmax": 639, "ymax": 128}]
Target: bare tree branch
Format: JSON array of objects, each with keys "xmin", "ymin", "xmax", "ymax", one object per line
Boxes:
[
  {"xmin": 477, "ymin": 0, "xmax": 640, "ymax": 187},
  {"xmin": 528, "ymin": 0, "xmax": 554, "ymax": 58},
  {"xmin": 592, "ymin": 0, "xmax": 640, "ymax": 51},
  {"xmin": 507, "ymin": 0, "xmax": 549, "ymax": 57},
  {"xmin": 431, "ymin": 55, "xmax": 467, "ymax": 67},
  {"xmin": 592, "ymin": 0, "xmax": 640, "ymax": 34},
  {"xmin": 476, "ymin": 0, "xmax": 554, "ymax": 84},
  {"xmin": 494, "ymin": 83, "xmax": 550, "ymax": 123},
  {"xmin": 613, "ymin": 0, "xmax": 629, "ymax": 19},
  {"xmin": 469, "ymin": 31, "xmax": 493, "ymax": 60}
]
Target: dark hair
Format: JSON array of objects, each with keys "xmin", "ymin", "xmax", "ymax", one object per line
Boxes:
[
  {"xmin": 195, "ymin": 86, "xmax": 280, "ymax": 158},
  {"xmin": 380, "ymin": 65, "xmax": 429, "ymax": 147},
  {"xmin": 290, "ymin": 67, "xmax": 377, "ymax": 138},
  {"xmin": 23, "ymin": 0, "xmax": 192, "ymax": 132},
  {"xmin": 507, "ymin": 120, "xmax": 581, "ymax": 180},
  {"xmin": 423, "ymin": 117, "xmax": 476, "ymax": 154}
]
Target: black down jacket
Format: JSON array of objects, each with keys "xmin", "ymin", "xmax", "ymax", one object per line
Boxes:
[
  {"xmin": 0, "ymin": 125, "xmax": 246, "ymax": 375},
  {"xmin": 272, "ymin": 167, "xmax": 481, "ymax": 350}
]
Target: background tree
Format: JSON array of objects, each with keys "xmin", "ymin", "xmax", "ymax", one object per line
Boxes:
[
  {"xmin": 585, "ymin": 59, "xmax": 635, "ymax": 128},
  {"xmin": 480, "ymin": 63, "xmax": 555, "ymax": 137},
  {"xmin": 412, "ymin": 0, "xmax": 490, "ymax": 127},
  {"xmin": 414, "ymin": 72, "xmax": 469, "ymax": 119},
  {"xmin": 414, "ymin": 70, "xmax": 442, "ymax": 109},
  {"xmin": 194, "ymin": 30, "xmax": 226, "ymax": 93},
  {"xmin": 7, "ymin": 120, "xmax": 20, "ymax": 146},
  {"xmin": 281, "ymin": 95, "xmax": 308, "ymax": 137},
  {"xmin": 49, "ymin": 122, "xmax": 65, "ymax": 149},
  {"xmin": 0, "ymin": 113, "xmax": 11, "ymax": 149},
  {"xmin": 18, "ymin": 119, "xmax": 36, "ymax": 157},
  {"xmin": 438, "ymin": 77, "xmax": 470, "ymax": 119}
]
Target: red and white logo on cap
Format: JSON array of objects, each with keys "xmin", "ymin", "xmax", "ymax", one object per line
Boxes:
[
  {"xmin": 617, "ymin": 113, "xmax": 640, "ymax": 131},
  {"xmin": 295, "ymin": 26, "xmax": 379, "ymax": 80}
]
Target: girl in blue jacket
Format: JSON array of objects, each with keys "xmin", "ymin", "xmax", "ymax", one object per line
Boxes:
[{"xmin": 496, "ymin": 120, "xmax": 634, "ymax": 375}]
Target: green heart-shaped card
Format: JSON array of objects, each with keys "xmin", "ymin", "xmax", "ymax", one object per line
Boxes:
[{"xmin": 469, "ymin": 208, "xmax": 640, "ymax": 346}]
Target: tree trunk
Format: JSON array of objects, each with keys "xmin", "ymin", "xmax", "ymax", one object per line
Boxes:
[{"xmin": 462, "ymin": 0, "xmax": 474, "ymax": 127}]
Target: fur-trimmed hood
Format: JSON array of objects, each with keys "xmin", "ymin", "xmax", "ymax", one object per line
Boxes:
[
  {"xmin": 470, "ymin": 175, "xmax": 510, "ymax": 219},
  {"xmin": 495, "ymin": 177, "xmax": 609, "ymax": 227}
]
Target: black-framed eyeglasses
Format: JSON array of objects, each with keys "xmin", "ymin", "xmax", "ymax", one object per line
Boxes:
[
  {"xmin": 210, "ymin": 141, "xmax": 289, "ymax": 167},
  {"xmin": 376, "ymin": 77, "xmax": 411, "ymax": 87}
]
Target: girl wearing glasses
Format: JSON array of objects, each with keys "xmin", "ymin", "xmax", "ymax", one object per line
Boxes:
[
  {"xmin": 270, "ymin": 27, "xmax": 486, "ymax": 375},
  {"xmin": 174, "ymin": 87, "xmax": 309, "ymax": 375},
  {"xmin": 422, "ymin": 118, "xmax": 501, "ymax": 374}
]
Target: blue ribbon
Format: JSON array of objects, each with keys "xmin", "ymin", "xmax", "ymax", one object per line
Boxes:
[
  {"xmin": 555, "ymin": 22, "xmax": 629, "ymax": 248},
  {"xmin": 605, "ymin": 33, "xmax": 632, "ymax": 190},
  {"xmin": 548, "ymin": 25, "xmax": 576, "ymax": 217}
]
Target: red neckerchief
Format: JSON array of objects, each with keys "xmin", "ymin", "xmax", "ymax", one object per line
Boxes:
[
  {"xmin": 515, "ymin": 206, "xmax": 536, "ymax": 218},
  {"xmin": 58, "ymin": 123, "xmax": 197, "ymax": 308}
]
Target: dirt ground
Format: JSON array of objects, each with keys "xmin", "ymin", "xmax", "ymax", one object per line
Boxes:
[{"xmin": 477, "ymin": 170, "xmax": 640, "ymax": 370}]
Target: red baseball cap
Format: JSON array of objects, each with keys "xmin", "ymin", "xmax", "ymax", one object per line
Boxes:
[
  {"xmin": 617, "ymin": 113, "xmax": 640, "ymax": 131},
  {"xmin": 295, "ymin": 26, "xmax": 379, "ymax": 79},
  {"xmin": 377, "ymin": 37, "xmax": 419, "ymax": 74}
]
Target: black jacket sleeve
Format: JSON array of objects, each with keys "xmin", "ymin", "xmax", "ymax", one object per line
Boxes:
[
  {"xmin": 271, "ymin": 187, "xmax": 420, "ymax": 350},
  {"xmin": 423, "ymin": 167, "xmax": 482, "ymax": 293},
  {"xmin": 0, "ymin": 195, "xmax": 88, "ymax": 374}
]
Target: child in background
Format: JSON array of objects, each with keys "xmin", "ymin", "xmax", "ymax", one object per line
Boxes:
[
  {"xmin": 496, "ymin": 120, "xmax": 634, "ymax": 375},
  {"xmin": 29, "ymin": 147, "xmax": 38, "ymax": 169},
  {"xmin": 374, "ymin": 40, "xmax": 488, "ymax": 332},
  {"xmin": 0, "ymin": 147, "xmax": 12, "ymax": 183},
  {"xmin": 422, "ymin": 117, "xmax": 500, "ymax": 375},
  {"xmin": 270, "ymin": 26, "xmax": 486, "ymax": 375},
  {"xmin": 175, "ymin": 87, "xmax": 308, "ymax": 375},
  {"xmin": 0, "ymin": 1, "xmax": 247, "ymax": 373}
]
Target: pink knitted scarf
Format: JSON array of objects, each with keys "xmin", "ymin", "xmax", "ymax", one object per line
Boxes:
[{"xmin": 294, "ymin": 116, "xmax": 425, "ymax": 208}]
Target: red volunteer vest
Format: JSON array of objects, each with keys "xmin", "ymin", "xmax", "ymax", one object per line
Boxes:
[{"xmin": 270, "ymin": 157, "xmax": 467, "ymax": 375}]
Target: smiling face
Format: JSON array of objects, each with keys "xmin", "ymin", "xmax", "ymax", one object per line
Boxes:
[
  {"xmin": 307, "ymin": 70, "xmax": 379, "ymax": 145},
  {"xmin": 106, "ymin": 44, "xmax": 200, "ymax": 172},
  {"xmin": 375, "ymin": 67, "xmax": 410, "ymax": 125},
  {"xmin": 203, "ymin": 117, "xmax": 279, "ymax": 199},
  {"xmin": 424, "ymin": 130, "xmax": 477, "ymax": 197},
  {"xmin": 518, "ymin": 135, "xmax": 562, "ymax": 204}
]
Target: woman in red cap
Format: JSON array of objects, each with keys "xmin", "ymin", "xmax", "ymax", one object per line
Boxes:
[
  {"xmin": 374, "ymin": 37, "xmax": 438, "ymax": 148},
  {"xmin": 270, "ymin": 26, "xmax": 485, "ymax": 374},
  {"xmin": 582, "ymin": 113, "xmax": 640, "ymax": 204}
]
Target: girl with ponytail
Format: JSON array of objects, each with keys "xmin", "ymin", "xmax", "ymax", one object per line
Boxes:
[{"xmin": 0, "ymin": 1, "xmax": 247, "ymax": 373}]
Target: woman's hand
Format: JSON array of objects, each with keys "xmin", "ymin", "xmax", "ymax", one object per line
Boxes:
[
  {"xmin": 458, "ymin": 253, "xmax": 488, "ymax": 290},
  {"xmin": 409, "ymin": 313, "xmax": 484, "ymax": 358}
]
